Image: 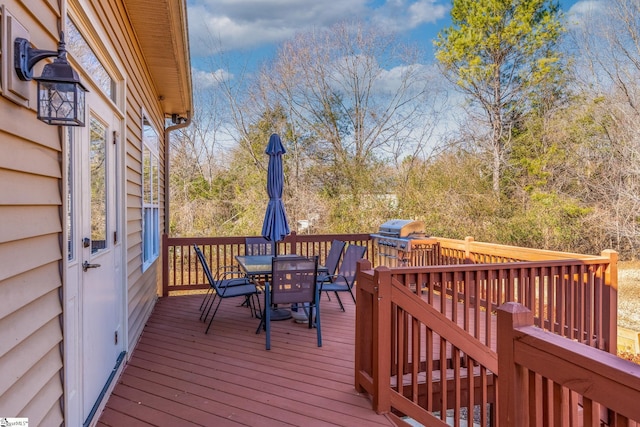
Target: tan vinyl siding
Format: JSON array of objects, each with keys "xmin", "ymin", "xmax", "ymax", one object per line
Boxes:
[
  {"xmin": 124, "ymin": 112, "xmax": 154, "ymax": 349},
  {"xmin": 0, "ymin": 319, "xmax": 62, "ymax": 393},
  {"xmin": 0, "ymin": 133, "xmax": 61, "ymax": 175},
  {"xmin": 12, "ymin": 360, "xmax": 64, "ymax": 426},
  {"xmin": 0, "ymin": 260, "xmax": 63, "ymax": 424},
  {"xmin": 0, "ymin": 170, "xmax": 61, "ymax": 206},
  {"xmin": 0, "ymin": 236, "xmax": 61, "ymax": 281},
  {"xmin": 0, "ymin": 206, "xmax": 62, "ymax": 243},
  {"xmin": 127, "ymin": 267, "xmax": 157, "ymax": 349},
  {"xmin": 1, "ymin": 1, "xmax": 80, "ymax": 421},
  {"xmin": 0, "ymin": 264, "xmax": 61, "ymax": 332},
  {"xmin": 0, "ymin": 173, "xmax": 63, "ymax": 426},
  {"xmin": 0, "ymin": 80, "xmax": 64, "ymax": 423}
]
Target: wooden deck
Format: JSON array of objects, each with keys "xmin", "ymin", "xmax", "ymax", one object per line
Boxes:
[{"xmin": 97, "ymin": 292, "xmax": 395, "ymax": 426}]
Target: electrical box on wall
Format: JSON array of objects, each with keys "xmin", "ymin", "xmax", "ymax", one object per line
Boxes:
[{"xmin": 1, "ymin": 5, "xmax": 31, "ymax": 106}]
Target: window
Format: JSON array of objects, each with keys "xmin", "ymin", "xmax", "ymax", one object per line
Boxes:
[
  {"xmin": 142, "ymin": 115, "xmax": 160, "ymax": 270},
  {"xmin": 66, "ymin": 17, "xmax": 116, "ymax": 102}
]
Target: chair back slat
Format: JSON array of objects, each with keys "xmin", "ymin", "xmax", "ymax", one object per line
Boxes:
[{"xmin": 246, "ymin": 237, "xmax": 274, "ymax": 255}]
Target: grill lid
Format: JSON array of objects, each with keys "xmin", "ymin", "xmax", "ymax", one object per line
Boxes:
[{"xmin": 377, "ymin": 219, "xmax": 425, "ymax": 238}]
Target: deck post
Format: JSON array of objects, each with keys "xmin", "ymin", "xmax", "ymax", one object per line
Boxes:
[
  {"xmin": 497, "ymin": 302, "xmax": 534, "ymax": 426},
  {"xmin": 162, "ymin": 233, "xmax": 169, "ymax": 297},
  {"xmin": 287, "ymin": 231, "xmax": 298, "ymax": 255},
  {"xmin": 372, "ymin": 265, "xmax": 392, "ymax": 414},
  {"xmin": 601, "ymin": 249, "xmax": 618, "ymax": 353},
  {"xmin": 464, "ymin": 236, "xmax": 475, "ymax": 263},
  {"xmin": 355, "ymin": 258, "xmax": 373, "ymax": 394}
]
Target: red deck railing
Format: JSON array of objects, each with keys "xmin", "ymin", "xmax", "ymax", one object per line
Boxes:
[
  {"xmin": 354, "ymin": 243, "xmax": 624, "ymax": 426},
  {"xmin": 162, "ymin": 232, "xmax": 374, "ymax": 296},
  {"xmin": 498, "ymin": 302, "xmax": 640, "ymax": 426},
  {"xmin": 355, "ymin": 262, "xmax": 499, "ymax": 425}
]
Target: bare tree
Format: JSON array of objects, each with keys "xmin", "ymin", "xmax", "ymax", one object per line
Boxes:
[
  {"xmin": 179, "ymin": 20, "xmax": 444, "ymax": 235},
  {"xmin": 570, "ymin": 0, "xmax": 640, "ymax": 256},
  {"xmin": 259, "ymin": 21, "xmax": 439, "ymax": 192}
]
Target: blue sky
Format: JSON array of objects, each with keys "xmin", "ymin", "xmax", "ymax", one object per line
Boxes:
[{"xmin": 186, "ymin": 0, "xmax": 594, "ymax": 85}]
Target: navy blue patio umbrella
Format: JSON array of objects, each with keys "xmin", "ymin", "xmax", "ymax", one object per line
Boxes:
[{"xmin": 261, "ymin": 133, "xmax": 290, "ymax": 254}]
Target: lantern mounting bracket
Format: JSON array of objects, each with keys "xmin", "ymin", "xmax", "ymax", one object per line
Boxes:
[{"xmin": 14, "ymin": 38, "xmax": 60, "ymax": 81}]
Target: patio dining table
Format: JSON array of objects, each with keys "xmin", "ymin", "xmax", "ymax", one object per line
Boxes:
[{"xmin": 235, "ymin": 254, "xmax": 328, "ymax": 279}]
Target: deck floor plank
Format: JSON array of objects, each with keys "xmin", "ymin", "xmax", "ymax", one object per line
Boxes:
[
  {"xmin": 97, "ymin": 407, "xmax": 156, "ymax": 427},
  {"xmin": 119, "ymin": 364, "xmax": 333, "ymax": 426},
  {"xmin": 99, "ymin": 293, "xmax": 394, "ymax": 426}
]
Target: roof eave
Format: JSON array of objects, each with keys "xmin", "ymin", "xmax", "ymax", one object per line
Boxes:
[{"xmin": 125, "ymin": 0, "xmax": 193, "ymax": 118}]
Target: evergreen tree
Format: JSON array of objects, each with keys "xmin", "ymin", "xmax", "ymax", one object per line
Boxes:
[{"xmin": 435, "ymin": 0, "xmax": 565, "ymax": 194}]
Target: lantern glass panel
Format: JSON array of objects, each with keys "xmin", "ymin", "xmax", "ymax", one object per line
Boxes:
[{"xmin": 37, "ymin": 80, "xmax": 86, "ymax": 126}]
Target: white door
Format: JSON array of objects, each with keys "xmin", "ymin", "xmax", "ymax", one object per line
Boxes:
[{"xmin": 64, "ymin": 92, "xmax": 124, "ymax": 425}]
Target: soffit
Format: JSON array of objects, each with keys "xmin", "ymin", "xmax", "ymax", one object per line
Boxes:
[{"xmin": 124, "ymin": 0, "xmax": 193, "ymax": 118}]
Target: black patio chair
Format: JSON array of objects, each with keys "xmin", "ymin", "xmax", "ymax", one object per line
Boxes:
[
  {"xmin": 194, "ymin": 245, "xmax": 261, "ymax": 334},
  {"xmin": 264, "ymin": 256, "xmax": 320, "ymax": 350},
  {"xmin": 316, "ymin": 239, "xmax": 346, "ymax": 300},
  {"xmin": 317, "ymin": 240, "xmax": 346, "ymax": 283},
  {"xmin": 245, "ymin": 236, "xmax": 274, "ymax": 255},
  {"xmin": 197, "ymin": 248, "xmax": 247, "ymax": 315},
  {"xmin": 318, "ymin": 244, "xmax": 367, "ymax": 312}
]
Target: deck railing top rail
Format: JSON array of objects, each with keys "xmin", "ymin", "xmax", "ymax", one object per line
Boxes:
[{"xmin": 436, "ymin": 236, "xmax": 610, "ymax": 263}]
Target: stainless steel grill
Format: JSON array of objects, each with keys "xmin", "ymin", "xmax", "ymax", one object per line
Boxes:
[{"xmin": 370, "ymin": 219, "xmax": 437, "ymax": 267}]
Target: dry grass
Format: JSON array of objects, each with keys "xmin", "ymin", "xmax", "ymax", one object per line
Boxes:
[
  {"xmin": 618, "ymin": 261, "xmax": 640, "ymax": 332},
  {"xmin": 619, "ymin": 351, "xmax": 640, "ymax": 364},
  {"xmin": 617, "ymin": 262, "xmax": 640, "ymax": 363}
]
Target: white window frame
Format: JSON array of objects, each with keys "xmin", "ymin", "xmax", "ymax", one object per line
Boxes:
[{"xmin": 142, "ymin": 113, "xmax": 160, "ymax": 271}]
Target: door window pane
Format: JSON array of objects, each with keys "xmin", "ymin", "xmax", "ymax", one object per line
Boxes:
[
  {"xmin": 90, "ymin": 116, "xmax": 108, "ymax": 253},
  {"xmin": 66, "ymin": 127, "xmax": 75, "ymax": 260}
]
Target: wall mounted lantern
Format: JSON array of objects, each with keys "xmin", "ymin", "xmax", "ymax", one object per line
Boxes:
[{"xmin": 14, "ymin": 32, "xmax": 87, "ymax": 127}]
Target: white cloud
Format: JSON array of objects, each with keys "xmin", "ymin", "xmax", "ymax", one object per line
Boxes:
[
  {"xmin": 192, "ymin": 67, "xmax": 233, "ymax": 89},
  {"xmin": 408, "ymin": 1, "xmax": 450, "ymax": 26},
  {"xmin": 565, "ymin": 0, "xmax": 606, "ymax": 29},
  {"xmin": 188, "ymin": 0, "xmax": 370, "ymax": 56},
  {"xmin": 187, "ymin": 0, "xmax": 450, "ymax": 57},
  {"xmin": 187, "ymin": 1, "xmax": 452, "ymax": 125},
  {"xmin": 375, "ymin": 63, "xmax": 433, "ymax": 94},
  {"xmin": 371, "ymin": 0, "xmax": 450, "ymax": 31}
]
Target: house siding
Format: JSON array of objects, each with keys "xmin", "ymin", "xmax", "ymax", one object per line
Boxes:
[
  {"xmin": 0, "ymin": 4, "xmax": 66, "ymax": 413},
  {"xmin": 0, "ymin": 0, "xmax": 190, "ymax": 423},
  {"xmin": 122, "ymin": 102, "xmax": 160, "ymax": 351},
  {"xmin": 0, "ymin": 108, "xmax": 65, "ymax": 426}
]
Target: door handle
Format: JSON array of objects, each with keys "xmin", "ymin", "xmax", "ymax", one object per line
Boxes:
[{"xmin": 83, "ymin": 261, "xmax": 101, "ymax": 272}]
